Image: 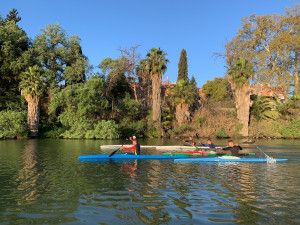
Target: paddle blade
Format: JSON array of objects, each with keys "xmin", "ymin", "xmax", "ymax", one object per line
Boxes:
[
  {"xmin": 109, "ymin": 148, "xmax": 120, "ymax": 157},
  {"xmin": 196, "ymin": 133, "xmax": 200, "ymax": 139}
]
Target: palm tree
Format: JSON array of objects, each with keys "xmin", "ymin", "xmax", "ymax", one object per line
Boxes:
[
  {"xmin": 145, "ymin": 48, "xmax": 169, "ymax": 129},
  {"xmin": 19, "ymin": 65, "xmax": 47, "ymax": 137},
  {"xmin": 228, "ymin": 58, "xmax": 253, "ymax": 137},
  {"xmin": 169, "ymin": 79, "xmax": 196, "ymax": 125}
]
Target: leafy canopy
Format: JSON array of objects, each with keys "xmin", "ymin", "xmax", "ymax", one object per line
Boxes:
[
  {"xmin": 202, "ymin": 77, "xmax": 231, "ymax": 100},
  {"xmin": 145, "ymin": 48, "xmax": 169, "ymax": 77},
  {"xmin": 19, "ymin": 65, "xmax": 47, "ymax": 98},
  {"xmin": 228, "ymin": 58, "xmax": 253, "ymax": 87},
  {"xmin": 169, "ymin": 79, "xmax": 196, "ymax": 105}
]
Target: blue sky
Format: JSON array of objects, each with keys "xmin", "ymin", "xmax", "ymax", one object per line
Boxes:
[{"xmin": 1, "ymin": 0, "xmax": 298, "ymax": 87}]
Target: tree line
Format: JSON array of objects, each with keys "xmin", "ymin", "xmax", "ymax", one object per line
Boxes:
[
  {"xmin": 0, "ymin": 9, "xmax": 198, "ymax": 139},
  {"xmin": 0, "ymin": 5, "xmax": 299, "ymax": 139}
]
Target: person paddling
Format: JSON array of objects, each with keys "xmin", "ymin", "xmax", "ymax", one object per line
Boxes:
[
  {"xmin": 128, "ymin": 136, "xmax": 137, "ymax": 144},
  {"xmin": 184, "ymin": 136, "xmax": 196, "ymax": 146},
  {"xmin": 198, "ymin": 138, "xmax": 216, "ymax": 149},
  {"xmin": 121, "ymin": 139, "xmax": 141, "ymax": 155},
  {"xmin": 220, "ymin": 140, "xmax": 242, "ymax": 157}
]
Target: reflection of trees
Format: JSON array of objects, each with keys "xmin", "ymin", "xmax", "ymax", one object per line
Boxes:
[{"xmin": 16, "ymin": 139, "xmax": 39, "ymax": 204}]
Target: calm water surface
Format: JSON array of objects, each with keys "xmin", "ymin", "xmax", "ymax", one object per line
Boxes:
[{"xmin": 0, "ymin": 139, "xmax": 300, "ymax": 224}]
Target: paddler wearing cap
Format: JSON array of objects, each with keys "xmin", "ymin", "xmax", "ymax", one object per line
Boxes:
[
  {"xmin": 129, "ymin": 136, "xmax": 137, "ymax": 143},
  {"xmin": 121, "ymin": 138, "xmax": 140, "ymax": 155}
]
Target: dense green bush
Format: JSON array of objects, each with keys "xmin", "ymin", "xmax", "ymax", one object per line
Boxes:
[
  {"xmin": 195, "ymin": 117, "xmax": 205, "ymax": 126},
  {"xmin": 202, "ymin": 77, "xmax": 231, "ymax": 100},
  {"xmin": 88, "ymin": 120, "xmax": 119, "ymax": 139},
  {"xmin": 251, "ymin": 96, "xmax": 280, "ymax": 120},
  {"xmin": 58, "ymin": 112, "xmax": 119, "ymax": 139},
  {"xmin": 119, "ymin": 118, "xmax": 144, "ymax": 137},
  {"xmin": 280, "ymin": 119, "xmax": 300, "ymax": 138},
  {"xmin": 0, "ymin": 110, "xmax": 28, "ymax": 139},
  {"xmin": 175, "ymin": 124, "xmax": 191, "ymax": 134},
  {"xmin": 232, "ymin": 123, "xmax": 243, "ymax": 137},
  {"xmin": 215, "ymin": 128, "xmax": 228, "ymax": 138}
]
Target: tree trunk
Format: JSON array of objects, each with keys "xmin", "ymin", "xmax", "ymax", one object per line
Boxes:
[
  {"xmin": 133, "ymin": 82, "xmax": 138, "ymax": 102},
  {"xmin": 176, "ymin": 103, "xmax": 190, "ymax": 126},
  {"xmin": 25, "ymin": 95, "xmax": 40, "ymax": 137},
  {"xmin": 295, "ymin": 51, "xmax": 299, "ymax": 95},
  {"xmin": 229, "ymin": 77, "xmax": 250, "ymax": 137},
  {"xmin": 152, "ymin": 72, "xmax": 161, "ymax": 126}
]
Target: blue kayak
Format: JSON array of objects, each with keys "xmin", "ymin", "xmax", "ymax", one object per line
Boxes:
[
  {"xmin": 174, "ymin": 157, "xmax": 288, "ymax": 163},
  {"xmin": 79, "ymin": 154, "xmax": 188, "ymax": 161}
]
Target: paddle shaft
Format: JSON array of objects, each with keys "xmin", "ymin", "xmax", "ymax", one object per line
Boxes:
[
  {"xmin": 255, "ymin": 144, "xmax": 272, "ymax": 158},
  {"xmin": 109, "ymin": 130, "xmax": 140, "ymax": 157},
  {"xmin": 195, "ymin": 133, "xmax": 204, "ymax": 155}
]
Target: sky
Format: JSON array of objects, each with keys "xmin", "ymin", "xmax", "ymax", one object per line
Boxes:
[{"xmin": 1, "ymin": 0, "xmax": 299, "ymax": 88}]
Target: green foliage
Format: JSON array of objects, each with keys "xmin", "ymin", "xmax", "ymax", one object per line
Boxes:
[
  {"xmin": 32, "ymin": 23, "xmax": 88, "ymax": 87},
  {"xmin": 175, "ymin": 124, "xmax": 191, "ymax": 134},
  {"xmin": 232, "ymin": 123, "xmax": 243, "ymax": 137},
  {"xmin": 195, "ymin": 117, "xmax": 205, "ymax": 126},
  {"xmin": 117, "ymin": 93, "xmax": 142, "ymax": 120},
  {"xmin": 145, "ymin": 111, "xmax": 161, "ymax": 138},
  {"xmin": 42, "ymin": 127, "xmax": 65, "ymax": 138},
  {"xmin": 291, "ymin": 94, "xmax": 300, "ymax": 101},
  {"xmin": 0, "ymin": 110, "xmax": 28, "ymax": 139},
  {"xmin": 19, "ymin": 65, "xmax": 47, "ymax": 97},
  {"xmin": 224, "ymin": 6, "xmax": 299, "ymax": 94},
  {"xmin": 161, "ymin": 108, "xmax": 173, "ymax": 130},
  {"xmin": 202, "ymin": 77, "xmax": 231, "ymax": 100},
  {"xmin": 65, "ymin": 58, "xmax": 87, "ymax": 85},
  {"xmin": 145, "ymin": 48, "xmax": 169, "ymax": 77},
  {"xmin": 119, "ymin": 118, "xmax": 144, "ymax": 137},
  {"xmin": 228, "ymin": 58, "xmax": 253, "ymax": 87},
  {"xmin": 88, "ymin": 120, "xmax": 119, "ymax": 139},
  {"xmin": 57, "ymin": 112, "xmax": 119, "ymax": 139},
  {"xmin": 0, "ymin": 19, "xmax": 29, "ymax": 107},
  {"xmin": 280, "ymin": 119, "xmax": 300, "ymax": 138},
  {"xmin": 169, "ymin": 79, "xmax": 196, "ymax": 105},
  {"xmin": 215, "ymin": 128, "xmax": 228, "ymax": 138},
  {"xmin": 5, "ymin": 8, "xmax": 21, "ymax": 23},
  {"xmin": 250, "ymin": 96, "xmax": 280, "ymax": 120},
  {"xmin": 49, "ymin": 75, "xmax": 109, "ymax": 118},
  {"xmin": 177, "ymin": 49, "xmax": 188, "ymax": 81},
  {"xmin": 106, "ymin": 72, "xmax": 132, "ymax": 104}
]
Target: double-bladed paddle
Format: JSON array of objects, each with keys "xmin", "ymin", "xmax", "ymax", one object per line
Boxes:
[
  {"xmin": 109, "ymin": 130, "xmax": 140, "ymax": 157},
  {"xmin": 108, "ymin": 146, "xmax": 122, "ymax": 157}
]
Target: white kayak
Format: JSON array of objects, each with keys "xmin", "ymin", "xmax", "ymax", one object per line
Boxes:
[{"xmin": 100, "ymin": 145, "xmax": 218, "ymax": 151}]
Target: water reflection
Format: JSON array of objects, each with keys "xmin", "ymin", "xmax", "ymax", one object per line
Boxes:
[
  {"xmin": 0, "ymin": 139, "xmax": 299, "ymax": 224},
  {"xmin": 16, "ymin": 139, "xmax": 40, "ymax": 204}
]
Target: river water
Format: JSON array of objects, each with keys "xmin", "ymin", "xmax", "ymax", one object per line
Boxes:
[{"xmin": 0, "ymin": 138, "xmax": 299, "ymax": 224}]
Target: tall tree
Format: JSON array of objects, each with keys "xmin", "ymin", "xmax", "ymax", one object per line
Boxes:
[
  {"xmin": 118, "ymin": 45, "xmax": 141, "ymax": 101},
  {"xmin": 64, "ymin": 36, "xmax": 88, "ymax": 85},
  {"xmin": 5, "ymin": 8, "xmax": 21, "ymax": 23},
  {"xmin": 169, "ymin": 79, "xmax": 196, "ymax": 125},
  {"xmin": 220, "ymin": 4, "xmax": 300, "ymax": 95},
  {"xmin": 99, "ymin": 57, "xmax": 132, "ymax": 119},
  {"xmin": 177, "ymin": 49, "xmax": 188, "ymax": 81},
  {"xmin": 228, "ymin": 58, "xmax": 253, "ymax": 137},
  {"xmin": 19, "ymin": 65, "xmax": 47, "ymax": 137},
  {"xmin": 145, "ymin": 48, "xmax": 169, "ymax": 129},
  {"xmin": 137, "ymin": 59, "xmax": 152, "ymax": 108},
  {"xmin": 32, "ymin": 23, "xmax": 88, "ymax": 88},
  {"xmin": 0, "ymin": 20, "xmax": 30, "ymax": 109}
]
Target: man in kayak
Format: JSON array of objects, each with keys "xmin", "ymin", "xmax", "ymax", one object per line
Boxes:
[
  {"xmin": 220, "ymin": 140, "xmax": 242, "ymax": 157},
  {"xmin": 121, "ymin": 139, "xmax": 141, "ymax": 155},
  {"xmin": 198, "ymin": 139, "xmax": 216, "ymax": 149},
  {"xmin": 184, "ymin": 136, "xmax": 196, "ymax": 146}
]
